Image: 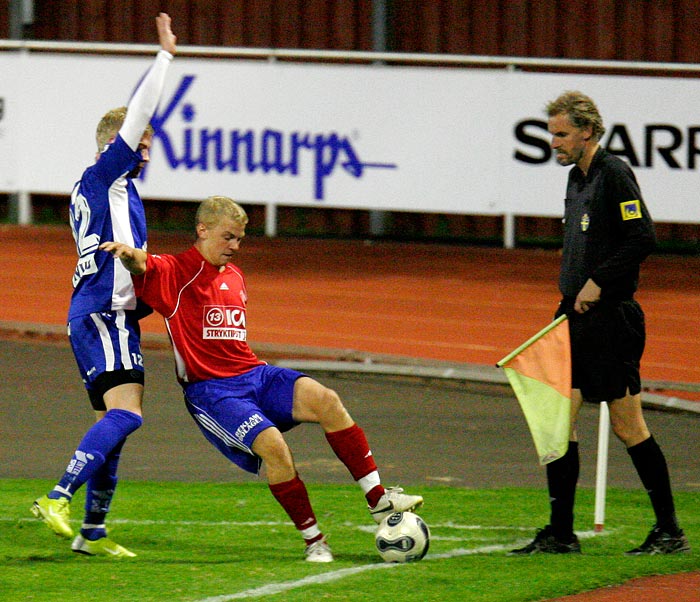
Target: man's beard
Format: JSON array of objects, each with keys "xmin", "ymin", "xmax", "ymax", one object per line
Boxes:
[{"xmin": 556, "ymin": 147, "xmax": 582, "ymax": 167}]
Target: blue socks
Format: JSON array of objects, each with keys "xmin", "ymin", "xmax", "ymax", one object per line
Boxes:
[
  {"xmin": 49, "ymin": 409, "xmax": 142, "ymax": 501},
  {"xmin": 81, "ymin": 439, "xmax": 126, "ymax": 540}
]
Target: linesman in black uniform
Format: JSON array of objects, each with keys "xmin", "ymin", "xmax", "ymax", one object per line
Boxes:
[{"xmin": 510, "ymin": 90, "xmax": 690, "ymax": 556}]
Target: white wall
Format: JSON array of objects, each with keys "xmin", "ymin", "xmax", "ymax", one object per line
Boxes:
[{"xmin": 1, "ymin": 52, "xmax": 699, "ymax": 223}]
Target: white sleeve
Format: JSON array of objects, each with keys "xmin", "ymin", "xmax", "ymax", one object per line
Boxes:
[{"xmin": 120, "ymin": 49, "xmax": 173, "ymax": 150}]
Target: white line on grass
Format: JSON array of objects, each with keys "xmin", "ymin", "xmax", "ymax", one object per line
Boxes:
[
  {"xmin": 192, "ymin": 543, "xmax": 508, "ymax": 602},
  {"xmin": 12, "ymin": 514, "xmax": 609, "ymax": 602},
  {"xmin": 110, "ymin": 519, "xmax": 291, "ymax": 527},
  {"xmin": 191, "ymin": 532, "xmax": 608, "ymax": 602},
  {"xmin": 195, "ymin": 562, "xmax": 399, "ymax": 602},
  {"xmin": 349, "ymin": 523, "xmax": 537, "ymax": 533},
  {"xmin": 5, "ymin": 518, "xmax": 547, "ymax": 532},
  {"xmin": 3, "ymin": 517, "xmax": 291, "ymax": 527},
  {"xmin": 11, "ymin": 517, "xmax": 612, "ymax": 543}
]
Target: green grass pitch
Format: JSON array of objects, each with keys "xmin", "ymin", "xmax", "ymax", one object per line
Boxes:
[{"xmin": 1, "ymin": 479, "xmax": 698, "ymax": 602}]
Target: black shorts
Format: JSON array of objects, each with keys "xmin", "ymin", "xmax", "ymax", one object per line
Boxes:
[
  {"xmin": 556, "ymin": 298, "xmax": 645, "ymax": 403},
  {"xmin": 88, "ymin": 368, "xmax": 145, "ymax": 411}
]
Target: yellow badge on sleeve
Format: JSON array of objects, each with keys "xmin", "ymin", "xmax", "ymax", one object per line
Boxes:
[{"xmin": 620, "ymin": 199, "xmax": 642, "ymax": 220}]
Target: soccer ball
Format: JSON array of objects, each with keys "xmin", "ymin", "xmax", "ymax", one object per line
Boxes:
[{"xmin": 375, "ymin": 512, "xmax": 430, "ymax": 563}]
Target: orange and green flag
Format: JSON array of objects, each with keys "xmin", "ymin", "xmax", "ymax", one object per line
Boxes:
[{"xmin": 497, "ymin": 314, "xmax": 571, "ymax": 465}]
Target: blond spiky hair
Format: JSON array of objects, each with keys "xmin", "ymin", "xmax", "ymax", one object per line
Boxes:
[
  {"xmin": 196, "ymin": 196, "xmax": 249, "ymax": 230},
  {"xmin": 95, "ymin": 106, "xmax": 154, "ymax": 152}
]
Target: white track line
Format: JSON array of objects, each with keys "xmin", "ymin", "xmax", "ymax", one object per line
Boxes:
[
  {"xmin": 7, "ymin": 517, "xmax": 546, "ymax": 531},
  {"xmin": 193, "ymin": 543, "xmax": 509, "ymax": 602},
  {"xmin": 13, "ymin": 514, "xmax": 608, "ymax": 602},
  {"xmin": 192, "ymin": 532, "xmax": 607, "ymax": 602},
  {"xmin": 5, "ymin": 517, "xmax": 291, "ymax": 527}
]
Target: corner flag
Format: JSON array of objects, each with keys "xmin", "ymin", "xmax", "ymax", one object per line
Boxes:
[{"xmin": 497, "ymin": 314, "xmax": 571, "ymax": 465}]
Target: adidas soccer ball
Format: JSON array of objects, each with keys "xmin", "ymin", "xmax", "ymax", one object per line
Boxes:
[{"xmin": 375, "ymin": 512, "xmax": 430, "ymax": 563}]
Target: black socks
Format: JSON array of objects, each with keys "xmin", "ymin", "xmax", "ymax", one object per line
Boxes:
[
  {"xmin": 627, "ymin": 435, "xmax": 680, "ymax": 534},
  {"xmin": 547, "ymin": 441, "xmax": 580, "ymax": 540}
]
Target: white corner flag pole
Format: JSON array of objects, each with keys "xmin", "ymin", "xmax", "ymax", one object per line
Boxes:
[{"xmin": 594, "ymin": 401, "xmax": 611, "ymax": 532}]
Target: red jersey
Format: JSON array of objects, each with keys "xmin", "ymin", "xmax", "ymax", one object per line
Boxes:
[{"xmin": 134, "ymin": 246, "xmax": 264, "ymax": 383}]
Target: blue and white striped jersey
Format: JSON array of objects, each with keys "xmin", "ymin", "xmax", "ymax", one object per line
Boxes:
[
  {"xmin": 68, "ymin": 135, "xmax": 148, "ymax": 320},
  {"xmin": 67, "ymin": 49, "xmax": 173, "ymax": 321}
]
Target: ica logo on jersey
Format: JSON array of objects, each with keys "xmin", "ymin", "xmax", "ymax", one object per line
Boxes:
[
  {"xmin": 145, "ymin": 75, "xmax": 398, "ymax": 201},
  {"xmin": 203, "ymin": 305, "xmax": 247, "ymax": 340}
]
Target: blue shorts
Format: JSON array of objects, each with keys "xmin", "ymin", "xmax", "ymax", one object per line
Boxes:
[
  {"xmin": 68, "ymin": 310, "xmax": 145, "ymax": 411},
  {"xmin": 182, "ymin": 365, "xmax": 305, "ymax": 474}
]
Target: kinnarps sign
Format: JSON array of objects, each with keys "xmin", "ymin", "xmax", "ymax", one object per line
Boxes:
[{"xmin": 2, "ymin": 53, "xmax": 699, "ymax": 223}]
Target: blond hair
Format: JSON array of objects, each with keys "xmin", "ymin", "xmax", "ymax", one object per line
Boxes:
[
  {"xmin": 546, "ymin": 91, "xmax": 606, "ymax": 141},
  {"xmin": 95, "ymin": 106, "xmax": 154, "ymax": 152},
  {"xmin": 196, "ymin": 196, "xmax": 249, "ymax": 230}
]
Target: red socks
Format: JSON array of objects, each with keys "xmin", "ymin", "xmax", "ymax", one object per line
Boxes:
[
  {"xmin": 325, "ymin": 424, "xmax": 385, "ymax": 507},
  {"xmin": 269, "ymin": 475, "xmax": 322, "ymax": 544}
]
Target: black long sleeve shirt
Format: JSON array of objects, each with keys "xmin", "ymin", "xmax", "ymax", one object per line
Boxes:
[{"xmin": 559, "ymin": 147, "xmax": 657, "ymax": 300}]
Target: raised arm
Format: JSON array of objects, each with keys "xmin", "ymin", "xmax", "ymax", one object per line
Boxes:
[
  {"xmin": 119, "ymin": 12, "xmax": 177, "ymax": 150},
  {"xmin": 156, "ymin": 12, "xmax": 177, "ymax": 55},
  {"xmin": 99, "ymin": 242, "xmax": 148, "ymax": 275}
]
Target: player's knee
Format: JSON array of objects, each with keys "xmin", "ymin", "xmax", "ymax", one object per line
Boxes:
[
  {"xmin": 320, "ymin": 386, "xmax": 341, "ymax": 408},
  {"xmin": 319, "ymin": 386, "xmax": 349, "ymax": 417},
  {"xmin": 253, "ymin": 429, "xmax": 294, "ymax": 469},
  {"xmin": 612, "ymin": 423, "xmax": 628, "ymax": 442},
  {"xmin": 612, "ymin": 422, "xmax": 647, "ymax": 447},
  {"xmin": 293, "ymin": 380, "xmax": 351, "ymax": 426},
  {"xmin": 315, "ymin": 388, "xmax": 354, "ymax": 432},
  {"xmin": 105, "ymin": 408, "xmax": 143, "ymax": 436}
]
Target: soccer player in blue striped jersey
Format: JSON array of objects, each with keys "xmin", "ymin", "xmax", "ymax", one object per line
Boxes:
[{"xmin": 31, "ymin": 13, "xmax": 177, "ymax": 558}]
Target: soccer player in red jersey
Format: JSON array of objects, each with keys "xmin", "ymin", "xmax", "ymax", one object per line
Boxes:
[{"xmin": 100, "ymin": 196, "xmax": 423, "ymax": 562}]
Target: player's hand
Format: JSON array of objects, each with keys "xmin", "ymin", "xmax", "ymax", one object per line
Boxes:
[
  {"xmin": 99, "ymin": 242, "xmax": 147, "ymax": 275},
  {"xmin": 100, "ymin": 241, "xmax": 133, "ymax": 258},
  {"xmin": 156, "ymin": 12, "xmax": 177, "ymax": 55},
  {"xmin": 574, "ymin": 278, "xmax": 601, "ymax": 314}
]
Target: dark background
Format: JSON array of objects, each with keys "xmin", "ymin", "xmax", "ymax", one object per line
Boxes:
[
  {"xmin": 2, "ymin": 337, "xmax": 698, "ymax": 493},
  {"xmin": 1, "ymin": 0, "xmax": 699, "ymax": 249}
]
